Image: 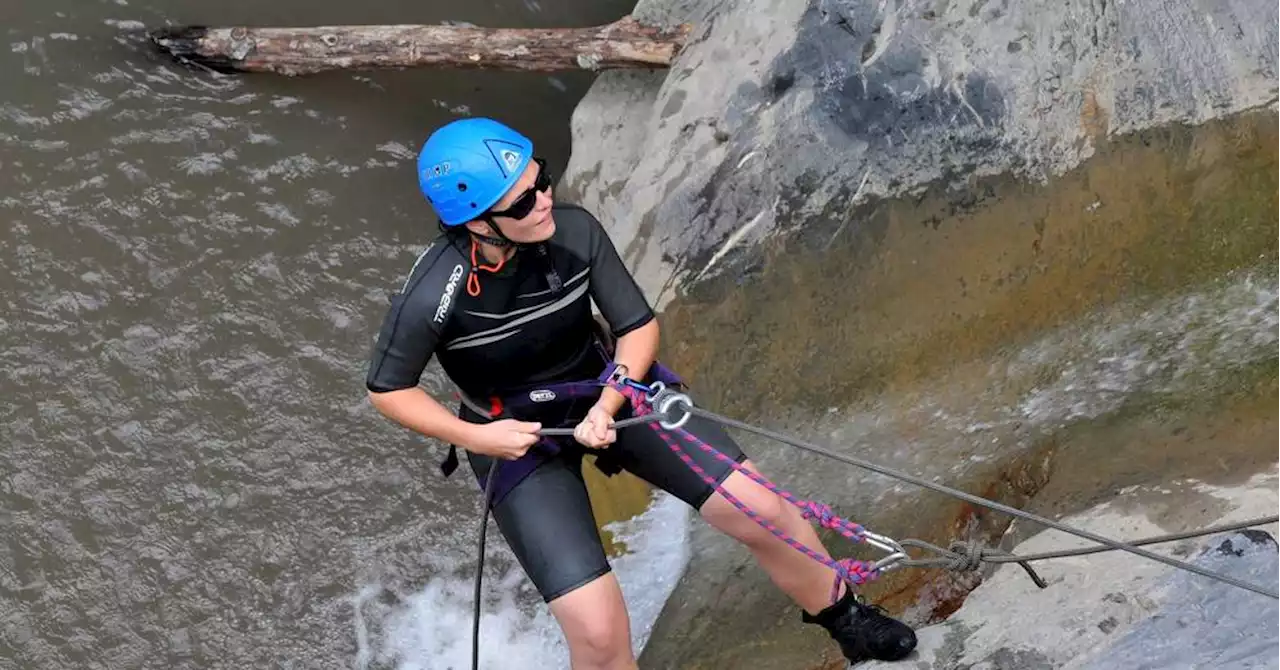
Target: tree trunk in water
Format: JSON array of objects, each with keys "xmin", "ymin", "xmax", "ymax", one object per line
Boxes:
[{"xmin": 148, "ymin": 16, "xmax": 693, "ymax": 76}]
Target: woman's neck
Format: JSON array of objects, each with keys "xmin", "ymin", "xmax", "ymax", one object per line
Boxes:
[{"xmin": 475, "ymin": 237, "xmax": 515, "ymax": 266}]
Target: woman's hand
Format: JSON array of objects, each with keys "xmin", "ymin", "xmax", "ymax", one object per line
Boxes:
[
  {"xmin": 573, "ymin": 404, "xmax": 617, "ymax": 449},
  {"xmin": 464, "ymin": 419, "xmax": 542, "ymax": 460}
]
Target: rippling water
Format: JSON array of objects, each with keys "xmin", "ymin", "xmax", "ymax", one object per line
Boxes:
[
  {"xmin": 0, "ymin": 0, "xmax": 671, "ymax": 668},
  {"xmin": 6, "ymin": 2, "xmax": 1277, "ymax": 668}
]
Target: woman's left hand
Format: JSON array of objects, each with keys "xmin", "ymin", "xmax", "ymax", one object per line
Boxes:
[{"xmin": 573, "ymin": 404, "xmax": 617, "ymax": 449}]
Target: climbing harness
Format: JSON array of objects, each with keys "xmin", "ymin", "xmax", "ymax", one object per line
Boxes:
[
  {"xmin": 463, "ymin": 372, "xmax": 1277, "ymax": 670},
  {"xmin": 439, "ymin": 350, "xmax": 684, "ymax": 498}
]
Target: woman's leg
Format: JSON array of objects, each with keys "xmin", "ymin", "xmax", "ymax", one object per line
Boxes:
[
  {"xmin": 548, "ymin": 572, "xmax": 636, "ymax": 670},
  {"xmin": 605, "ymin": 410, "xmax": 916, "ymax": 663},
  {"xmin": 468, "ymin": 449, "xmax": 637, "ymax": 670},
  {"xmin": 697, "ymin": 459, "xmax": 845, "ymax": 614},
  {"xmin": 601, "ymin": 415, "xmax": 838, "ymax": 613}
]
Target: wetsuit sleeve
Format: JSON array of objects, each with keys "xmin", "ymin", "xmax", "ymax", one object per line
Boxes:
[
  {"xmin": 365, "ymin": 239, "xmax": 464, "ymax": 393},
  {"xmin": 365, "ymin": 292, "xmax": 438, "ymax": 392},
  {"xmin": 584, "ymin": 211, "xmax": 655, "ymax": 338}
]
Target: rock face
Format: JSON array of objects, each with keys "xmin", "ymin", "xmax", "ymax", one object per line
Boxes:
[
  {"xmin": 559, "ymin": 0, "xmax": 1279, "ymax": 668},
  {"xmin": 562, "ymin": 0, "xmax": 1278, "ymax": 309},
  {"xmin": 861, "ymin": 470, "xmax": 1280, "ymax": 670}
]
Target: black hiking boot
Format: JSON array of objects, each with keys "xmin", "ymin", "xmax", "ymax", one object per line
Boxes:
[{"xmin": 802, "ymin": 589, "xmax": 917, "ymax": 666}]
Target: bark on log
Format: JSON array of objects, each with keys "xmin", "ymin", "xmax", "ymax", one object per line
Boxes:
[{"xmin": 148, "ymin": 16, "xmax": 692, "ymax": 76}]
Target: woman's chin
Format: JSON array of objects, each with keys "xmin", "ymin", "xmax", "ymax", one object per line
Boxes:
[{"xmin": 527, "ymin": 214, "xmax": 556, "ymax": 241}]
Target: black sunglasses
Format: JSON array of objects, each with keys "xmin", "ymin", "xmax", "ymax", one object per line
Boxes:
[{"xmin": 487, "ymin": 157, "xmax": 552, "ymax": 220}]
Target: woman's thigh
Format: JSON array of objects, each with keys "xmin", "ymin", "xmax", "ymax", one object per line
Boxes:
[
  {"xmin": 604, "ymin": 409, "xmax": 750, "ymax": 510},
  {"xmin": 468, "ymin": 450, "xmax": 613, "ymax": 603}
]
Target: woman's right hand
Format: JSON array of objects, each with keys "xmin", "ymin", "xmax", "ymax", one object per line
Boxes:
[{"xmin": 464, "ymin": 419, "xmax": 542, "ymax": 460}]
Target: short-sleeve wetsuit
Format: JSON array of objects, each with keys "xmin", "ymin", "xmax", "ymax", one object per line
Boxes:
[{"xmin": 365, "ymin": 204, "xmax": 748, "ymax": 602}]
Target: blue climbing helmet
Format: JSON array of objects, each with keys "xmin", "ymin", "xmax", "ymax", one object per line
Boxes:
[{"xmin": 416, "ymin": 117, "xmax": 535, "ymax": 226}]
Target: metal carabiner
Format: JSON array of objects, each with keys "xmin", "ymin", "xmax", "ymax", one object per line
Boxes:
[
  {"xmin": 861, "ymin": 529, "xmax": 909, "ymax": 572},
  {"xmin": 643, "ymin": 380, "xmax": 666, "ymax": 403}
]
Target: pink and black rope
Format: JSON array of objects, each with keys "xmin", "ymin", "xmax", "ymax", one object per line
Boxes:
[{"xmin": 617, "ymin": 385, "xmax": 879, "ymax": 603}]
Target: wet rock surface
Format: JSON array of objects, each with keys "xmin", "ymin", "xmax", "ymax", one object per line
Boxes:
[
  {"xmin": 617, "ymin": 117, "xmax": 1276, "ymax": 669},
  {"xmin": 558, "ymin": 0, "xmax": 1279, "ymax": 668},
  {"xmin": 862, "ymin": 473, "xmax": 1279, "ymax": 670},
  {"xmin": 563, "ymin": 0, "xmax": 1278, "ymax": 310}
]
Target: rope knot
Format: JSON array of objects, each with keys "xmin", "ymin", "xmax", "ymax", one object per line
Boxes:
[
  {"xmin": 798, "ymin": 501, "xmax": 866, "ymax": 541},
  {"xmin": 829, "ymin": 557, "xmax": 877, "ymax": 602},
  {"xmin": 945, "ymin": 539, "xmax": 988, "ymax": 572},
  {"xmin": 838, "ymin": 558, "xmax": 877, "ymax": 584},
  {"xmin": 800, "ymin": 501, "xmax": 840, "ymax": 529}
]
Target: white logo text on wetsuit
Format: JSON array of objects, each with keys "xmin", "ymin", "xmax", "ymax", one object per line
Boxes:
[{"xmin": 435, "ymin": 264, "xmax": 465, "ymax": 324}]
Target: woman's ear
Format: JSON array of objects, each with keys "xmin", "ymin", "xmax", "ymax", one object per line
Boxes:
[{"xmin": 463, "ymin": 219, "xmax": 493, "ymax": 238}]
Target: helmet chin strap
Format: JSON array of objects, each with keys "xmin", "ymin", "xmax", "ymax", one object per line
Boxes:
[
  {"xmin": 469, "ymin": 217, "xmax": 517, "ymax": 248},
  {"xmin": 455, "ymin": 215, "xmax": 565, "ymax": 299}
]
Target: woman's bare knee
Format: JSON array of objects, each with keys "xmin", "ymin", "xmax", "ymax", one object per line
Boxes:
[
  {"xmin": 573, "ymin": 614, "xmax": 630, "ymax": 662},
  {"xmin": 548, "ymin": 574, "xmax": 635, "ymax": 670}
]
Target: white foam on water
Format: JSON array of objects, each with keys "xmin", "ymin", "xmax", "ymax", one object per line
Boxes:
[
  {"xmin": 353, "ymin": 491, "xmax": 691, "ymax": 670},
  {"xmin": 102, "ymin": 19, "xmax": 144, "ymax": 30},
  {"xmin": 376, "ymin": 141, "xmax": 417, "ymax": 160}
]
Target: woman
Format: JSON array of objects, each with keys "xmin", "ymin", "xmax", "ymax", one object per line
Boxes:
[{"xmin": 364, "ymin": 117, "xmax": 916, "ymax": 669}]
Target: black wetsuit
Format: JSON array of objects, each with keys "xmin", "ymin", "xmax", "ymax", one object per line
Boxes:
[{"xmin": 365, "ymin": 204, "xmax": 748, "ymax": 602}]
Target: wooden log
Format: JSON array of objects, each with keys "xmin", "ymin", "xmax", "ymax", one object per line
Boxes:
[{"xmin": 148, "ymin": 16, "xmax": 692, "ymax": 76}]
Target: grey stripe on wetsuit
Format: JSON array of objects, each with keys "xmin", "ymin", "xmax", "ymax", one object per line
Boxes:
[{"xmin": 444, "ymin": 277, "xmax": 590, "ymax": 351}]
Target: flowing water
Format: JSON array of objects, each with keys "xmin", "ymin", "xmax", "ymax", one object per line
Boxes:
[{"xmin": 0, "ymin": 1, "xmax": 679, "ymax": 668}]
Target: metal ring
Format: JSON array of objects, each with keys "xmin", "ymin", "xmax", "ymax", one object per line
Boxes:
[{"xmin": 656, "ymin": 392, "xmax": 693, "ymax": 430}]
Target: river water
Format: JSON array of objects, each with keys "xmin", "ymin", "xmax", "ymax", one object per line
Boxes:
[
  {"xmin": 5, "ymin": 2, "xmax": 1279, "ymax": 670},
  {"xmin": 0, "ymin": 1, "xmax": 685, "ymax": 669}
]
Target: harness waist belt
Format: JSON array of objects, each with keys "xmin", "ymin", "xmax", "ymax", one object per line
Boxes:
[{"xmin": 439, "ymin": 360, "xmax": 685, "ymax": 505}]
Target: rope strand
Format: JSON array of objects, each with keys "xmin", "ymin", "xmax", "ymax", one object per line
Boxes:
[{"xmin": 619, "ymin": 386, "xmax": 879, "ymax": 602}]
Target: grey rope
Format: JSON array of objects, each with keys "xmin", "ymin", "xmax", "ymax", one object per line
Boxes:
[
  {"xmin": 455, "ymin": 389, "xmax": 1277, "ymax": 601},
  {"xmin": 906, "ymin": 514, "xmax": 1274, "ymax": 566},
  {"xmin": 897, "ymin": 538, "xmax": 1045, "ymax": 588},
  {"xmin": 897, "ymin": 515, "xmax": 1279, "ymax": 589},
  {"xmin": 954, "ymin": 515, "xmax": 1277, "ymax": 565},
  {"xmin": 536, "ymin": 414, "xmax": 667, "ymax": 435},
  {"xmin": 471, "ymin": 459, "xmax": 501, "ymax": 670},
  {"xmin": 677, "ymin": 404, "xmax": 1279, "ymax": 600},
  {"xmin": 454, "ymin": 392, "xmax": 667, "ymax": 437}
]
